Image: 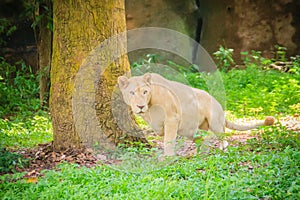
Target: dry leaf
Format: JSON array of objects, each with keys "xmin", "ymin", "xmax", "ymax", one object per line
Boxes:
[{"xmin": 26, "ymin": 177, "xmax": 38, "ymax": 184}]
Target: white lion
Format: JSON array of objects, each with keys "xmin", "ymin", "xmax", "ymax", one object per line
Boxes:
[{"xmin": 118, "ymin": 73, "xmax": 274, "ymax": 156}]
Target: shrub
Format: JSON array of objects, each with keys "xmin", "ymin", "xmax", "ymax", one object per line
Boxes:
[{"xmin": 0, "ymin": 58, "xmax": 40, "ymax": 118}]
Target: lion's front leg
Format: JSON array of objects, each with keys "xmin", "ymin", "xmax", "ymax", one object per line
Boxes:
[{"xmin": 163, "ymin": 116, "xmax": 179, "ymax": 156}]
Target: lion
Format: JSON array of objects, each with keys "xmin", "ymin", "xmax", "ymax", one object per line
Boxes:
[{"xmin": 118, "ymin": 73, "xmax": 275, "ymax": 156}]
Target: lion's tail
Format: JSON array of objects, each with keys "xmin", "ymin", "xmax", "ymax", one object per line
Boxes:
[{"xmin": 225, "ymin": 116, "xmax": 275, "ymax": 131}]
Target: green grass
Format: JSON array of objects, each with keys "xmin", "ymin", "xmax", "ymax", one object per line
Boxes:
[
  {"xmin": 0, "ymin": 141, "xmax": 299, "ymax": 199},
  {"xmin": 0, "ymin": 113, "xmax": 52, "ymax": 148},
  {"xmin": 223, "ymin": 66, "xmax": 300, "ymax": 117},
  {"xmin": 0, "ymin": 57, "xmax": 299, "ymax": 199}
]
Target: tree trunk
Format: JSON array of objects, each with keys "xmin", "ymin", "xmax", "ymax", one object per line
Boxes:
[
  {"xmin": 50, "ymin": 0, "xmax": 146, "ymax": 151},
  {"xmin": 37, "ymin": 0, "xmax": 52, "ymax": 107}
]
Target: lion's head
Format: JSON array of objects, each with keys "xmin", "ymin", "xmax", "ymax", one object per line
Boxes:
[{"xmin": 118, "ymin": 73, "xmax": 152, "ymax": 114}]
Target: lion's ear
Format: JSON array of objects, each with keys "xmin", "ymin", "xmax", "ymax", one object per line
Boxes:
[
  {"xmin": 118, "ymin": 76, "xmax": 129, "ymax": 89},
  {"xmin": 143, "ymin": 73, "xmax": 152, "ymax": 85}
]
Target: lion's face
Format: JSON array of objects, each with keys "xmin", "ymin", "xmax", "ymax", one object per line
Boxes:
[{"xmin": 118, "ymin": 73, "xmax": 152, "ymax": 114}]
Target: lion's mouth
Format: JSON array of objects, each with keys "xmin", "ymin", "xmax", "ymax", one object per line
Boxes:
[
  {"xmin": 134, "ymin": 104, "xmax": 148, "ymax": 114},
  {"xmin": 136, "ymin": 111, "xmax": 145, "ymax": 114}
]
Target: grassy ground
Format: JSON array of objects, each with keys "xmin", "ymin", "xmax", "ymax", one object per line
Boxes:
[
  {"xmin": 0, "ymin": 64, "xmax": 299, "ymax": 199},
  {"xmin": 1, "ymin": 144, "xmax": 299, "ymax": 199}
]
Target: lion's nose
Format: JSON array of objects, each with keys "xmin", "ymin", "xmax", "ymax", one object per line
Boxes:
[{"xmin": 137, "ymin": 105, "xmax": 145, "ymax": 110}]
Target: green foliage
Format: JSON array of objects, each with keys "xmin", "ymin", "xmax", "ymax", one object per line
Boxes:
[
  {"xmin": 274, "ymin": 45, "xmax": 288, "ymax": 62},
  {"xmin": 290, "ymin": 55, "xmax": 300, "ymax": 75},
  {"xmin": 259, "ymin": 123, "xmax": 299, "ymax": 150},
  {"xmin": 241, "ymin": 45, "xmax": 300, "ymax": 75},
  {"xmin": 185, "ymin": 72, "xmax": 208, "ymax": 91},
  {"xmin": 23, "ymin": 0, "xmax": 53, "ymax": 31},
  {"xmin": 131, "ymin": 54, "xmax": 161, "ymax": 66},
  {"xmin": 241, "ymin": 50, "xmax": 273, "ymax": 67},
  {"xmin": 0, "ymin": 18, "xmax": 17, "ymax": 47},
  {"xmin": 223, "ymin": 65, "xmax": 299, "ymax": 117},
  {"xmin": 213, "ymin": 45, "xmax": 235, "ymax": 71},
  {"xmin": 0, "ymin": 114, "xmax": 52, "ymax": 148},
  {"xmin": 0, "ymin": 57, "xmax": 52, "ymax": 149},
  {"xmin": 0, "ymin": 58, "xmax": 41, "ymax": 118},
  {"xmin": 0, "ymin": 147, "xmax": 29, "ymax": 174},
  {"xmin": 134, "ymin": 115, "xmax": 149, "ymax": 129}
]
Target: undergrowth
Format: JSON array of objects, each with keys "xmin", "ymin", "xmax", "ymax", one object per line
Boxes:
[
  {"xmin": 1, "ymin": 140, "xmax": 299, "ymax": 199},
  {"xmin": 0, "ymin": 147, "xmax": 29, "ymax": 174},
  {"xmin": 223, "ymin": 65, "xmax": 299, "ymax": 117},
  {"xmin": 0, "ymin": 58, "xmax": 41, "ymax": 118},
  {"xmin": 0, "ymin": 52, "xmax": 299, "ymax": 199},
  {"xmin": 0, "ymin": 114, "xmax": 52, "ymax": 148},
  {"xmin": 0, "ymin": 59, "xmax": 52, "ymax": 173},
  {"xmin": 0, "ymin": 58, "xmax": 52, "ymax": 149}
]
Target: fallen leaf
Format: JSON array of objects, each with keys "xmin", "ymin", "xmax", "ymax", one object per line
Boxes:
[{"xmin": 26, "ymin": 177, "xmax": 38, "ymax": 184}]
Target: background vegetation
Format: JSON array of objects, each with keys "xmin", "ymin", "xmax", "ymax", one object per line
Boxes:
[{"xmin": 0, "ymin": 46, "xmax": 299, "ymax": 199}]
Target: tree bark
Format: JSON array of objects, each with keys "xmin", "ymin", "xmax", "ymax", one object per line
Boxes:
[
  {"xmin": 50, "ymin": 0, "xmax": 146, "ymax": 151},
  {"xmin": 37, "ymin": 0, "xmax": 52, "ymax": 107}
]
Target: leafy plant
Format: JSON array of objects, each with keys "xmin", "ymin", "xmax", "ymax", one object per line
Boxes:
[
  {"xmin": 241, "ymin": 50, "xmax": 273, "ymax": 67},
  {"xmin": 213, "ymin": 45, "xmax": 235, "ymax": 71},
  {"xmin": 241, "ymin": 46, "xmax": 300, "ymax": 76},
  {"xmin": 290, "ymin": 55, "xmax": 300, "ymax": 75},
  {"xmin": 23, "ymin": 0, "xmax": 53, "ymax": 31},
  {"xmin": 0, "ymin": 147, "xmax": 29, "ymax": 173},
  {"xmin": 0, "ymin": 18, "xmax": 17, "ymax": 47},
  {"xmin": 274, "ymin": 45, "xmax": 288, "ymax": 62},
  {"xmin": 0, "ymin": 58, "xmax": 40, "ymax": 118},
  {"xmin": 240, "ymin": 51, "xmax": 251, "ymax": 66}
]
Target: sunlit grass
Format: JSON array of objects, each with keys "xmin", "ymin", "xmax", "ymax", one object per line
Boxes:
[
  {"xmin": 0, "ymin": 140, "xmax": 299, "ymax": 199},
  {"xmin": 0, "ymin": 113, "xmax": 52, "ymax": 148}
]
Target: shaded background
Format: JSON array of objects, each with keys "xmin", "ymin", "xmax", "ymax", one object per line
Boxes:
[{"xmin": 1, "ymin": 0, "xmax": 300, "ymax": 71}]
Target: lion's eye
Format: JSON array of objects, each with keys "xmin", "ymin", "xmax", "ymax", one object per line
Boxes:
[
  {"xmin": 143, "ymin": 90, "xmax": 148, "ymax": 95},
  {"xmin": 130, "ymin": 91, "xmax": 135, "ymax": 95}
]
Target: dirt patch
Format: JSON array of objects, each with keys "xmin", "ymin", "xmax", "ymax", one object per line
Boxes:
[{"xmin": 6, "ymin": 142, "xmax": 98, "ymax": 178}]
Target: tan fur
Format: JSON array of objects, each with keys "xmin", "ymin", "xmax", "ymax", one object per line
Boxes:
[{"xmin": 118, "ymin": 73, "xmax": 274, "ymax": 156}]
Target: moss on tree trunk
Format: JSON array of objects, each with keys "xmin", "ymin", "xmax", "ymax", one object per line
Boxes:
[{"xmin": 50, "ymin": 0, "xmax": 146, "ymax": 151}]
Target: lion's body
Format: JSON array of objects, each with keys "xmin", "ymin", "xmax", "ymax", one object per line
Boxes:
[{"xmin": 118, "ymin": 73, "xmax": 274, "ymax": 156}]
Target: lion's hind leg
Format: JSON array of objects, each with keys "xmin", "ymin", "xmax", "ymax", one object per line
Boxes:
[{"xmin": 205, "ymin": 117, "xmax": 228, "ymax": 150}]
